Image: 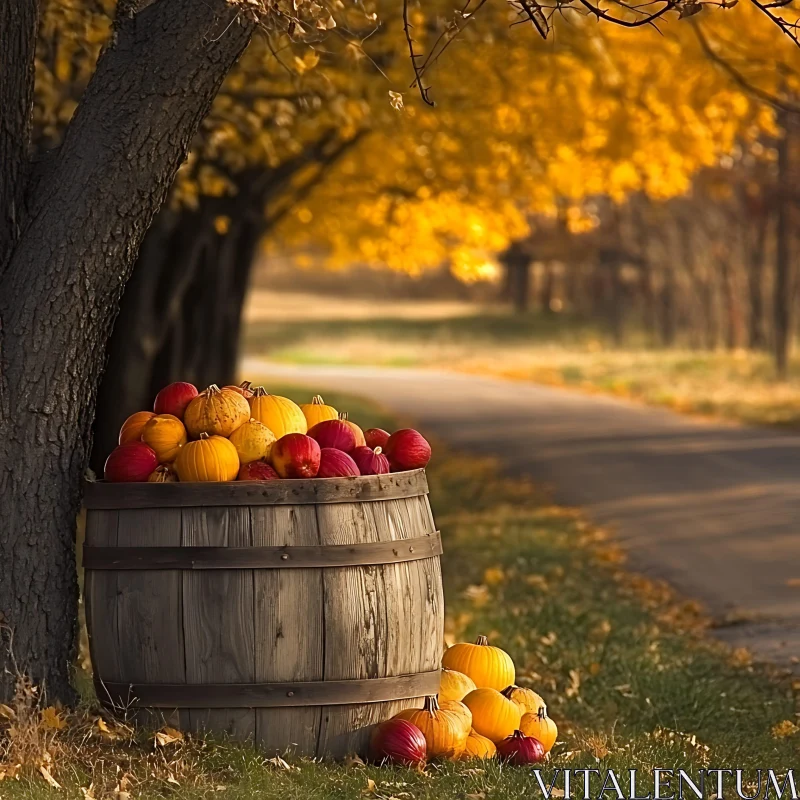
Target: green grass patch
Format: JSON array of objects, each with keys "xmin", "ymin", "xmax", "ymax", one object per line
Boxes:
[{"xmin": 2, "ymin": 388, "xmax": 797, "ymax": 799}]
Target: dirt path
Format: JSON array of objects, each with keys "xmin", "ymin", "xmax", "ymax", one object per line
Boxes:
[{"xmin": 246, "ymin": 359, "xmax": 800, "ymax": 669}]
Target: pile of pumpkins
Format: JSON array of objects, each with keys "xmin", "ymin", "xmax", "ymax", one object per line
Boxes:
[
  {"xmin": 370, "ymin": 636, "xmax": 558, "ymax": 766},
  {"xmin": 104, "ymin": 380, "xmax": 431, "ymax": 483}
]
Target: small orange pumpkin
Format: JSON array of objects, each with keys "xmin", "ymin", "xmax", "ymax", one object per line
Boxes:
[
  {"xmin": 338, "ymin": 411, "xmax": 366, "ymax": 448},
  {"xmin": 520, "ymin": 707, "xmax": 558, "ymax": 753},
  {"xmin": 249, "ymin": 388, "xmax": 307, "ymax": 438},
  {"xmin": 228, "ymin": 418, "xmax": 277, "ymax": 464},
  {"xmin": 184, "ymin": 385, "xmax": 250, "ymax": 439},
  {"xmin": 463, "ymin": 688, "xmax": 521, "ymax": 743},
  {"xmin": 441, "ymin": 635, "xmax": 515, "ymax": 691},
  {"xmin": 300, "ymin": 395, "xmax": 338, "ymax": 428},
  {"xmin": 175, "ymin": 433, "xmax": 239, "ymax": 482},
  {"xmin": 142, "ymin": 413, "xmax": 187, "ymax": 463},
  {"xmin": 440, "ymin": 668, "xmax": 477, "ymax": 703},
  {"xmin": 459, "ymin": 729, "xmax": 497, "ymax": 760},
  {"xmin": 148, "ymin": 465, "xmax": 178, "ymax": 483},
  {"xmin": 118, "ymin": 411, "xmax": 156, "ymax": 445},
  {"xmin": 439, "ymin": 698, "xmax": 472, "ymax": 735},
  {"xmin": 393, "ymin": 696, "xmax": 468, "ymax": 759},
  {"xmin": 502, "ymin": 685, "xmax": 546, "ymax": 716}
]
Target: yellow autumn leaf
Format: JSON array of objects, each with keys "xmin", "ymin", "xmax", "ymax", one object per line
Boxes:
[
  {"xmin": 154, "ymin": 726, "xmax": 184, "ymax": 747},
  {"xmin": 40, "ymin": 706, "xmax": 67, "ymax": 731},
  {"xmin": 772, "ymin": 720, "xmax": 799, "ymax": 739}
]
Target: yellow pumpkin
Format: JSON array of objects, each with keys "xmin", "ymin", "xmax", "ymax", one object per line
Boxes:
[
  {"xmin": 147, "ymin": 465, "xmax": 178, "ymax": 483},
  {"xmin": 393, "ymin": 696, "xmax": 468, "ymax": 759},
  {"xmin": 142, "ymin": 413, "xmax": 187, "ymax": 463},
  {"xmin": 119, "ymin": 410, "xmax": 155, "ymax": 445},
  {"xmin": 175, "ymin": 433, "xmax": 239, "ymax": 482},
  {"xmin": 338, "ymin": 411, "xmax": 366, "ymax": 447},
  {"xmin": 249, "ymin": 388, "xmax": 307, "ymax": 438},
  {"xmin": 502, "ymin": 685, "xmax": 546, "ymax": 716},
  {"xmin": 184, "ymin": 385, "xmax": 250, "ymax": 439},
  {"xmin": 463, "ymin": 688, "xmax": 521, "ymax": 743},
  {"xmin": 520, "ymin": 707, "xmax": 558, "ymax": 753},
  {"xmin": 300, "ymin": 395, "xmax": 338, "ymax": 427},
  {"xmin": 439, "ymin": 668, "xmax": 477, "ymax": 703},
  {"xmin": 459, "ymin": 729, "xmax": 497, "ymax": 760},
  {"xmin": 441, "ymin": 635, "xmax": 515, "ymax": 691},
  {"xmin": 228, "ymin": 418, "xmax": 277, "ymax": 464},
  {"xmin": 439, "ymin": 699, "xmax": 472, "ymax": 735}
]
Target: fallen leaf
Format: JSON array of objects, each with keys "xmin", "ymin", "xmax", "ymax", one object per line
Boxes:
[
  {"xmin": 154, "ymin": 726, "xmax": 184, "ymax": 747},
  {"xmin": 39, "ymin": 764, "xmax": 62, "ymax": 789},
  {"xmin": 363, "ymin": 777, "xmax": 378, "ymax": 795},
  {"xmin": 80, "ymin": 784, "xmax": 97, "ymax": 799},
  {"xmin": 0, "ymin": 704, "xmax": 16, "ymax": 721},
  {"xmin": 167, "ymin": 774, "xmax": 180, "ymax": 785},
  {"xmin": 389, "ymin": 91, "xmax": 404, "ymax": 111},
  {"xmin": 267, "ymin": 755, "xmax": 299, "ymax": 771},
  {"xmin": 552, "ymin": 790, "xmax": 566, "ymax": 798},
  {"xmin": 466, "ymin": 793, "xmax": 486, "ymax": 800},
  {"xmin": 0, "ymin": 764, "xmax": 21, "ymax": 781},
  {"xmin": 40, "ymin": 706, "xmax": 67, "ymax": 731},
  {"xmin": 772, "ymin": 720, "xmax": 799, "ymax": 738}
]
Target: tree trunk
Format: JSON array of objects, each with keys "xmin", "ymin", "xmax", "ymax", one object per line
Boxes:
[
  {"xmin": 660, "ymin": 267, "xmax": 677, "ymax": 347},
  {"xmin": 500, "ymin": 242, "xmax": 531, "ymax": 314},
  {"xmin": 0, "ymin": 0, "xmax": 253, "ymax": 702},
  {"xmin": 774, "ymin": 112, "xmax": 793, "ymax": 379}
]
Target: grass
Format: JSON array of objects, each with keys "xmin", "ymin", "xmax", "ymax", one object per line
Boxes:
[
  {"xmin": 1, "ymin": 386, "xmax": 798, "ymax": 798},
  {"xmin": 243, "ymin": 301, "xmax": 800, "ymax": 430}
]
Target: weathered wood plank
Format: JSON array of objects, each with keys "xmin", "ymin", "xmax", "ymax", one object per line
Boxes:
[
  {"xmin": 83, "ymin": 470, "xmax": 428, "ymax": 509},
  {"xmin": 115, "ymin": 508, "xmax": 185, "ymax": 729},
  {"xmin": 85, "ymin": 510, "xmax": 124, "ymax": 709},
  {"xmin": 252, "ymin": 506, "xmax": 324, "ymax": 756},
  {"xmin": 315, "ymin": 502, "xmax": 395, "ymax": 759},
  {"xmin": 182, "ymin": 507, "xmax": 255, "ymax": 739}
]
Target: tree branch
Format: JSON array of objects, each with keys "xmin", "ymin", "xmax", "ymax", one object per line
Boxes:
[{"xmin": 0, "ymin": 0, "xmax": 39, "ymax": 272}]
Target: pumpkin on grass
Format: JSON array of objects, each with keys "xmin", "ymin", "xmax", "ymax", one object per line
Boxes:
[
  {"xmin": 175, "ymin": 433, "xmax": 239, "ymax": 482},
  {"xmin": 502, "ymin": 685, "xmax": 546, "ymax": 716},
  {"xmin": 520, "ymin": 707, "xmax": 558, "ymax": 753},
  {"xmin": 393, "ymin": 696, "xmax": 468, "ymax": 759},
  {"xmin": 300, "ymin": 395, "xmax": 338, "ymax": 427},
  {"xmin": 228, "ymin": 419, "xmax": 276, "ymax": 464},
  {"xmin": 462, "ymin": 688, "xmax": 521, "ymax": 743},
  {"xmin": 439, "ymin": 699, "xmax": 472, "ymax": 735},
  {"xmin": 459, "ymin": 730, "xmax": 496, "ymax": 760},
  {"xmin": 441, "ymin": 635, "xmax": 515, "ymax": 691},
  {"xmin": 439, "ymin": 668, "xmax": 477, "ymax": 703},
  {"xmin": 249, "ymin": 387, "xmax": 307, "ymax": 438},
  {"xmin": 142, "ymin": 414, "xmax": 187, "ymax": 463},
  {"xmin": 184, "ymin": 385, "xmax": 250, "ymax": 438}
]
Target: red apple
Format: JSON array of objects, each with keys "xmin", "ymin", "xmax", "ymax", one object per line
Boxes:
[
  {"xmin": 153, "ymin": 381, "xmax": 199, "ymax": 419},
  {"xmin": 307, "ymin": 419, "xmax": 356, "ymax": 453},
  {"xmin": 351, "ymin": 446, "xmax": 390, "ymax": 476},
  {"xmin": 384, "ymin": 429, "xmax": 431, "ymax": 471},
  {"xmin": 104, "ymin": 442, "xmax": 159, "ymax": 482},
  {"xmin": 317, "ymin": 448, "xmax": 361, "ymax": 478},
  {"xmin": 272, "ymin": 434, "xmax": 321, "ymax": 478},
  {"xmin": 238, "ymin": 461, "xmax": 280, "ymax": 481},
  {"xmin": 364, "ymin": 428, "xmax": 391, "ymax": 450}
]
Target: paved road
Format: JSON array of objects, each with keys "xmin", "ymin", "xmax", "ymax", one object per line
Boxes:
[{"xmin": 245, "ymin": 359, "xmax": 800, "ymax": 668}]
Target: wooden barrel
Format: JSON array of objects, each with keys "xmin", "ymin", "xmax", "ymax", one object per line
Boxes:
[{"xmin": 83, "ymin": 469, "xmax": 443, "ymax": 759}]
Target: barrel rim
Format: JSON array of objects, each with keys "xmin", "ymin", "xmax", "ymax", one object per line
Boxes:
[{"xmin": 83, "ymin": 468, "xmax": 428, "ymax": 508}]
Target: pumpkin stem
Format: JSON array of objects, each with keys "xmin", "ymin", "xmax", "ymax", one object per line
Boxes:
[
  {"xmin": 422, "ymin": 695, "xmax": 440, "ymax": 716},
  {"xmin": 501, "ymin": 685, "xmax": 515, "ymax": 699},
  {"xmin": 199, "ymin": 432, "xmax": 210, "ymax": 440},
  {"xmin": 475, "ymin": 635, "xmax": 489, "ymax": 646},
  {"xmin": 338, "ymin": 411, "xmax": 349, "ymax": 421},
  {"xmin": 312, "ymin": 395, "xmax": 325, "ymax": 405},
  {"xmin": 374, "ymin": 446, "xmax": 383, "ymax": 455},
  {"xmin": 538, "ymin": 706, "xmax": 548, "ymax": 720},
  {"xmin": 206, "ymin": 384, "xmax": 220, "ymax": 396},
  {"xmin": 512, "ymin": 730, "xmax": 525, "ymax": 739},
  {"xmin": 252, "ymin": 386, "xmax": 268, "ymax": 397},
  {"xmin": 239, "ymin": 381, "xmax": 252, "ymax": 391}
]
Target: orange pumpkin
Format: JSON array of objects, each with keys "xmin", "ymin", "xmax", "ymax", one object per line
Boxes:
[
  {"xmin": 440, "ymin": 668, "xmax": 477, "ymax": 703},
  {"xmin": 338, "ymin": 411, "xmax": 366, "ymax": 448},
  {"xmin": 175, "ymin": 433, "xmax": 239, "ymax": 482},
  {"xmin": 520, "ymin": 707, "xmax": 558, "ymax": 753},
  {"xmin": 142, "ymin": 414, "xmax": 187, "ymax": 463},
  {"xmin": 441, "ymin": 635, "xmax": 515, "ymax": 691},
  {"xmin": 502, "ymin": 685, "xmax": 546, "ymax": 716},
  {"xmin": 459, "ymin": 729, "xmax": 497, "ymax": 760},
  {"xmin": 249, "ymin": 388, "xmax": 307, "ymax": 438},
  {"xmin": 439, "ymin": 699, "xmax": 472, "ymax": 735},
  {"xmin": 225, "ymin": 380, "xmax": 254, "ymax": 399},
  {"xmin": 148, "ymin": 465, "xmax": 178, "ymax": 483},
  {"xmin": 118, "ymin": 411, "xmax": 156, "ymax": 445},
  {"xmin": 300, "ymin": 395, "xmax": 338, "ymax": 428},
  {"xmin": 393, "ymin": 696, "xmax": 468, "ymax": 759},
  {"xmin": 463, "ymin": 688, "xmax": 521, "ymax": 743},
  {"xmin": 228, "ymin": 419, "xmax": 276, "ymax": 464},
  {"xmin": 184, "ymin": 385, "xmax": 250, "ymax": 439}
]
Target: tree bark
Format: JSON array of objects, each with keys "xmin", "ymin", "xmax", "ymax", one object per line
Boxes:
[
  {"xmin": 660, "ymin": 266, "xmax": 677, "ymax": 347},
  {"xmin": 0, "ymin": 0, "xmax": 38, "ymax": 269},
  {"xmin": 501, "ymin": 242, "xmax": 531, "ymax": 314},
  {"xmin": 746, "ymin": 204, "xmax": 769, "ymax": 350},
  {"xmin": 0, "ymin": 0, "xmax": 253, "ymax": 702}
]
